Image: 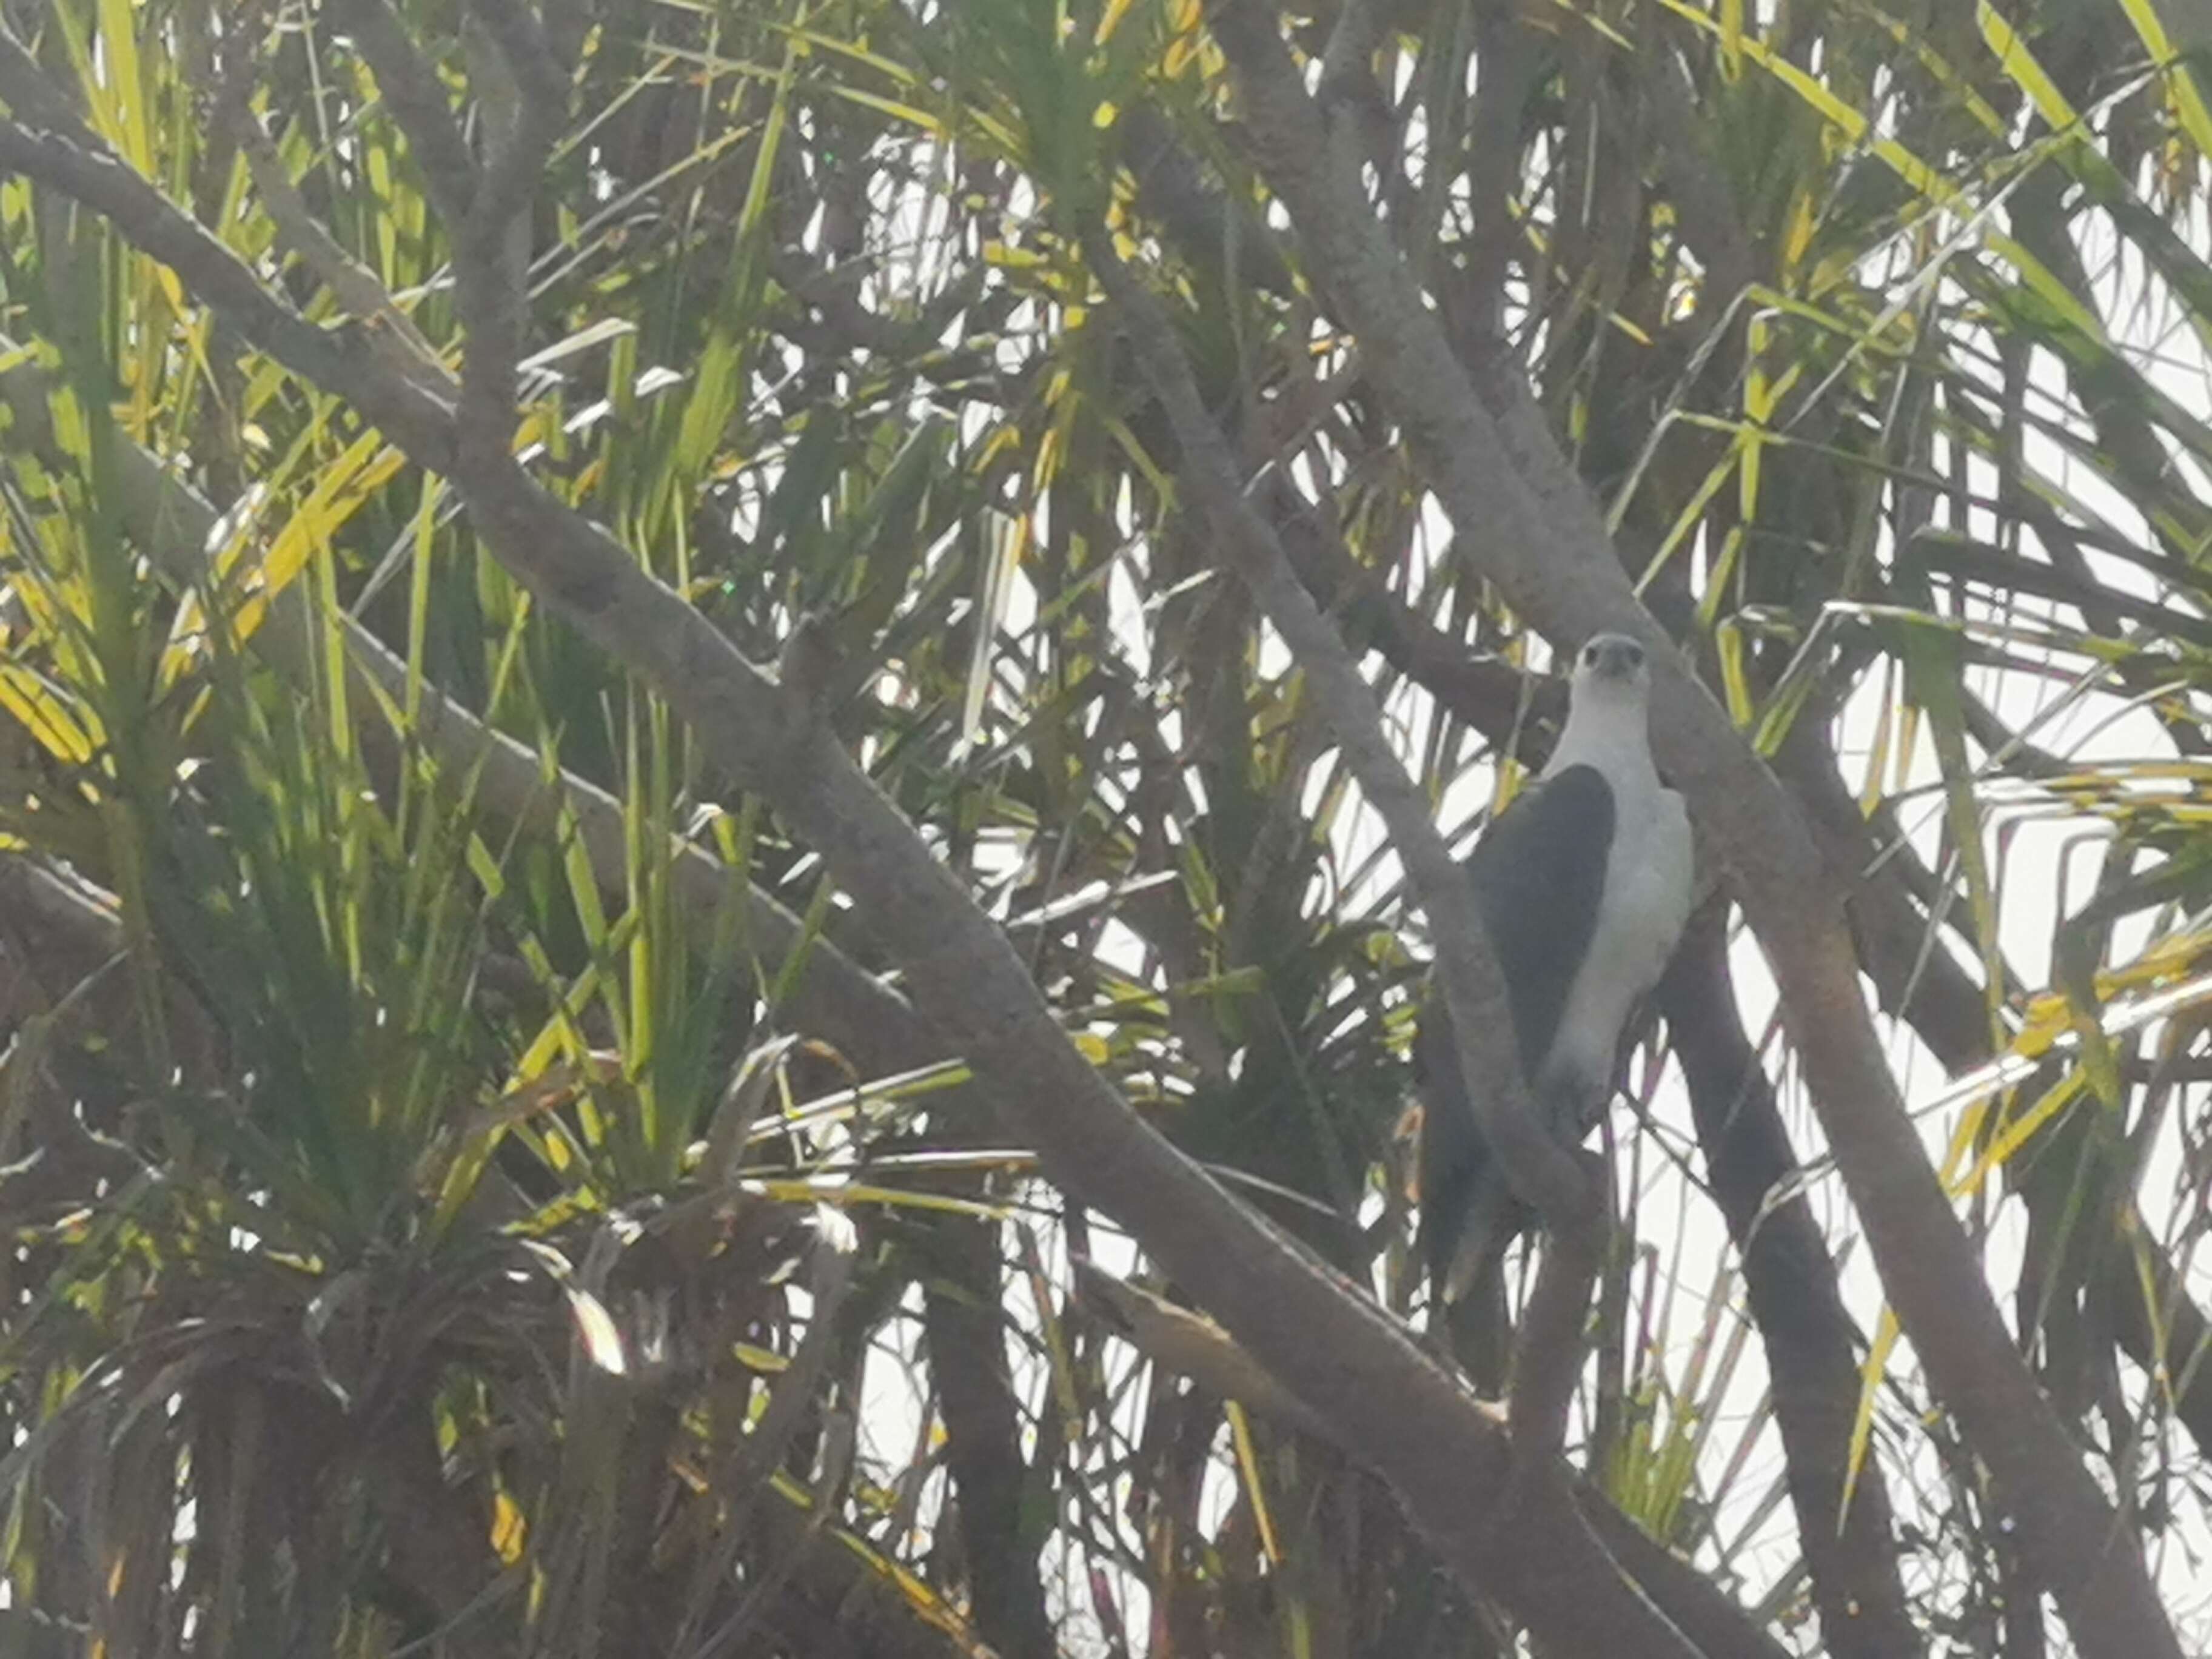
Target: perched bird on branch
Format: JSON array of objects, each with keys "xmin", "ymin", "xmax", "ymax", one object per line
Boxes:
[{"xmin": 1417, "ymin": 634, "xmax": 1694, "ymax": 1362}]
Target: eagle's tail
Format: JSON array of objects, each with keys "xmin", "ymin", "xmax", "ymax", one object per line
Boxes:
[{"xmin": 1431, "ymin": 1169, "xmax": 1524, "ymax": 1394}]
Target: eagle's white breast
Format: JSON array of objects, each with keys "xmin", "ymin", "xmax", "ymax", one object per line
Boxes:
[{"xmin": 1536, "ymin": 712, "xmax": 1695, "ymax": 1113}]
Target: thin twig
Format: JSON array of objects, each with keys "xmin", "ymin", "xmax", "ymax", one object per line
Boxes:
[
  {"xmin": 333, "ymin": 0, "xmax": 480, "ymax": 222},
  {"xmin": 226, "ymin": 107, "xmax": 454, "ymax": 395},
  {"xmin": 441, "ymin": 0, "xmax": 566, "ymax": 434}
]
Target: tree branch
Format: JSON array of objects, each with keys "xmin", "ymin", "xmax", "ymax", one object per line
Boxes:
[
  {"xmin": 922, "ymin": 1221, "xmax": 1058, "ymax": 1659},
  {"xmin": 1504, "ymin": 1202, "xmax": 1599, "ymax": 1464},
  {"xmin": 451, "ymin": 0, "xmax": 565, "ymax": 422},
  {"xmin": 331, "ymin": 0, "xmax": 480, "ymax": 224},
  {"xmin": 0, "ymin": 24, "xmax": 99, "ymax": 146},
  {"xmin": 1658, "ymin": 903, "xmax": 1919, "ymax": 1657},
  {"xmin": 1085, "ymin": 1255, "xmax": 1791, "ymax": 1659},
  {"xmin": 1082, "ymin": 169, "xmax": 1718, "ymax": 1659},
  {"xmin": 224, "ymin": 105, "xmax": 454, "ymax": 396},
  {"xmin": 1777, "ymin": 693, "xmax": 2212, "ymax": 1471},
  {"xmin": 0, "ymin": 335, "xmax": 939, "ymax": 1101},
  {"xmin": 443, "ymin": 415, "xmax": 1714, "ymax": 1657}
]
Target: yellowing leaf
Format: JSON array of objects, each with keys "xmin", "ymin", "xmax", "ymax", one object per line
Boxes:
[
  {"xmin": 0, "ymin": 665, "xmax": 100, "ymax": 763},
  {"xmin": 2114, "ymin": 0, "xmax": 2212, "ymax": 160},
  {"xmin": 1951, "ymin": 1071, "xmax": 2086, "ymax": 1199},
  {"xmin": 1715, "ymin": 621, "xmax": 1754, "ymax": 728},
  {"xmin": 489, "ymin": 1490, "xmax": 528, "ymax": 1564},
  {"xmin": 984, "ymin": 241, "xmax": 1051, "ymax": 270},
  {"xmin": 1841, "ymin": 1307, "xmax": 1902, "ymax": 1532},
  {"xmin": 1226, "ymin": 1401, "xmax": 1281, "ymax": 1564},
  {"xmin": 734, "ymin": 1341, "xmax": 791, "ymax": 1372},
  {"xmin": 261, "ymin": 433, "xmax": 409, "ymax": 598}
]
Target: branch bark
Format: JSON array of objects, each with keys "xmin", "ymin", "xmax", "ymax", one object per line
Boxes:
[
  {"xmin": 1085, "ymin": 218, "xmax": 1711, "ymax": 1659},
  {"xmin": 1658, "ymin": 905, "xmax": 1920, "ymax": 1657},
  {"xmin": 0, "ymin": 122, "xmax": 455, "ymax": 467},
  {"xmin": 1504, "ymin": 1202, "xmax": 1600, "ymax": 1465},
  {"xmin": 1084, "ymin": 1257, "xmax": 1791, "ymax": 1659},
  {"xmin": 1778, "ymin": 682, "xmax": 2212, "ymax": 1473},
  {"xmin": 920, "ymin": 1221, "xmax": 1057, "ymax": 1659}
]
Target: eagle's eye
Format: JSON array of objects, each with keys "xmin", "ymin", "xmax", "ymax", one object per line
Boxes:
[
  {"xmin": 1583, "ymin": 643, "xmax": 1601, "ymax": 666},
  {"xmin": 1622, "ymin": 642, "xmax": 1645, "ymax": 667}
]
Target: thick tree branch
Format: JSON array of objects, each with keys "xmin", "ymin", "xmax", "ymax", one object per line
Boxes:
[
  {"xmin": 1250, "ymin": 300, "xmax": 1990, "ymax": 1644},
  {"xmin": 0, "ymin": 24, "xmax": 98, "ymax": 146},
  {"xmin": 1778, "ymin": 699, "xmax": 2212, "ymax": 1469},
  {"xmin": 1084, "ymin": 190, "xmax": 1712, "ymax": 1659},
  {"xmin": 1087, "ymin": 1256, "xmax": 1790, "ymax": 1659},
  {"xmin": 1117, "ymin": 101, "xmax": 1295, "ymax": 300},
  {"xmin": 922, "ymin": 1221, "xmax": 1057, "ymax": 1659},
  {"xmin": 450, "ymin": 0, "xmax": 564, "ymax": 423},
  {"xmin": 1642, "ymin": 45, "xmax": 1758, "ymax": 318},
  {"xmin": 1504, "ymin": 1204, "xmax": 1600, "ymax": 1464},
  {"xmin": 447, "ymin": 413, "xmax": 1721, "ymax": 1656},
  {"xmin": 1658, "ymin": 905, "xmax": 1920, "ymax": 1657},
  {"xmin": 1196, "ymin": 5, "xmax": 2179, "ymax": 1654}
]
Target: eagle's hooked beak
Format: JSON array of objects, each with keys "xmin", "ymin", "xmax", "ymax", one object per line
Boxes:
[{"xmin": 1581, "ymin": 634, "xmax": 1647, "ymax": 682}]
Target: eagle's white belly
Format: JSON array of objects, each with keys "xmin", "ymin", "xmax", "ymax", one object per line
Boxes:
[{"xmin": 1538, "ymin": 779, "xmax": 1694, "ymax": 1114}]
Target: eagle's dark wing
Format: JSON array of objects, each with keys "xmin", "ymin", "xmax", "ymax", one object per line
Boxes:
[
  {"xmin": 1464, "ymin": 763, "xmax": 1616, "ymax": 1074},
  {"xmin": 1416, "ymin": 764, "xmax": 1614, "ymax": 1294}
]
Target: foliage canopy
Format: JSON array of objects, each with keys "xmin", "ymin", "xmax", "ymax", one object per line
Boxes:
[{"xmin": 2, "ymin": 0, "xmax": 2212, "ymax": 1654}]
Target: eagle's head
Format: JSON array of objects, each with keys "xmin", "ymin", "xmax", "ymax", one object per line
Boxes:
[{"xmin": 1572, "ymin": 633, "xmax": 1651, "ymax": 703}]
